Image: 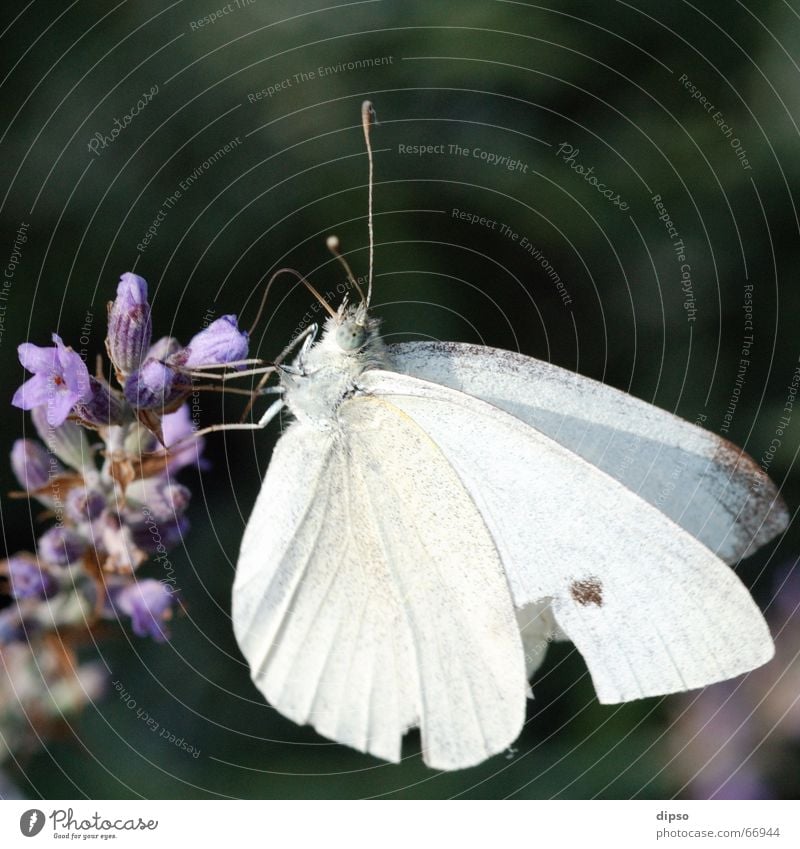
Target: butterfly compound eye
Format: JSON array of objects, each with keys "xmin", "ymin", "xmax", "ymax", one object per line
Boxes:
[{"xmin": 336, "ymin": 321, "xmax": 367, "ymax": 351}]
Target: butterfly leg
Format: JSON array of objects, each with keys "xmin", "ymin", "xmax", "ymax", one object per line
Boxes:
[
  {"xmin": 274, "ymin": 323, "xmax": 318, "ymax": 372},
  {"xmin": 178, "ymin": 364, "xmax": 278, "ymax": 382},
  {"xmin": 169, "ymin": 399, "xmax": 286, "ymax": 447}
]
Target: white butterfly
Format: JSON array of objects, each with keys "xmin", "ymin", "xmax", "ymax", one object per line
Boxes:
[{"xmin": 229, "ymin": 103, "xmax": 788, "ymax": 771}]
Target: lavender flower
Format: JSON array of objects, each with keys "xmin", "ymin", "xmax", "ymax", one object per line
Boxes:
[
  {"xmin": 37, "ymin": 526, "xmax": 88, "ymax": 567},
  {"xmin": 106, "ymin": 272, "xmax": 152, "ymax": 375},
  {"xmin": 667, "ymin": 561, "xmax": 800, "ymax": 798},
  {"xmin": 2, "ymin": 556, "xmax": 59, "ymax": 600},
  {"xmin": 113, "ymin": 579, "xmax": 175, "ymax": 641},
  {"xmin": 12, "ymin": 335, "xmax": 91, "ymax": 426},
  {"xmin": 133, "ymin": 514, "xmax": 189, "ymax": 554},
  {"xmin": 2, "ymin": 270, "xmax": 238, "ymax": 774},
  {"xmin": 10, "ymin": 439, "xmax": 54, "ymax": 491},
  {"xmin": 184, "ymin": 314, "xmax": 249, "ymax": 368},
  {"xmin": 127, "ymin": 478, "xmax": 190, "ymax": 521},
  {"xmin": 162, "ymin": 404, "xmax": 205, "ymax": 472},
  {"xmin": 0, "ymin": 609, "xmax": 37, "ymax": 644},
  {"xmin": 31, "ymin": 405, "xmax": 90, "ymax": 471},
  {"xmin": 100, "ymin": 513, "xmax": 147, "ymax": 573},
  {"xmin": 64, "ymin": 487, "xmax": 106, "ymax": 524}
]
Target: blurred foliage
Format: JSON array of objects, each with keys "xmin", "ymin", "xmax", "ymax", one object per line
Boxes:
[{"xmin": 1, "ymin": 0, "xmax": 798, "ymax": 798}]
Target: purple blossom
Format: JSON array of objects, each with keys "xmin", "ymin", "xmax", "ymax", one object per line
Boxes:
[
  {"xmin": 107, "ymin": 272, "xmax": 152, "ymax": 375},
  {"xmin": 38, "ymin": 526, "xmax": 88, "ymax": 566},
  {"xmin": 0, "ymin": 609, "xmax": 37, "ymax": 644},
  {"xmin": 100, "ymin": 513, "xmax": 146, "ymax": 572},
  {"xmin": 12, "ymin": 335, "xmax": 92, "ymax": 426},
  {"xmin": 114, "ymin": 579, "xmax": 175, "ymax": 641},
  {"xmin": 0, "ymin": 270, "xmax": 234, "ymax": 770},
  {"xmin": 147, "ymin": 335, "xmax": 183, "ymax": 362},
  {"xmin": 123, "ymin": 359, "xmax": 189, "ymax": 410},
  {"xmin": 3, "ymin": 556, "xmax": 59, "ymax": 600},
  {"xmin": 11, "ymin": 439, "xmax": 55, "ymax": 491},
  {"xmin": 132, "ymin": 514, "xmax": 190, "ymax": 554},
  {"xmin": 162, "ymin": 404, "xmax": 206, "ymax": 472},
  {"xmin": 127, "ymin": 479, "xmax": 191, "ymax": 524},
  {"xmin": 184, "ymin": 315, "xmax": 249, "ymax": 368},
  {"xmin": 65, "ymin": 487, "xmax": 106, "ymax": 524},
  {"xmin": 31, "ymin": 405, "xmax": 90, "ymax": 471}
]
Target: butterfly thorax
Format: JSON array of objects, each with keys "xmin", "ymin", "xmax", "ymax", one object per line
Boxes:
[{"xmin": 281, "ymin": 304, "xmax": 387, "ymax": 428}]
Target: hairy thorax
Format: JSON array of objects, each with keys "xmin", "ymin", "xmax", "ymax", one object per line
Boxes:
[{"xmin": 281, "ymin": 319, "xmax": 387, "ymax": 428}]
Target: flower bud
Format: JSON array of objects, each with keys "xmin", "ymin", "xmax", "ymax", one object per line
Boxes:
[
  {"xmin": 114, "ymin": 579, "xmax": 175, "ymax": 641},
  {"xmin": 0, "ymin": 609, "xmax": 38, "ymax": 644},
  {"xmin": 132, "ymin": 514, "xmax": 189, "ymax": 554},
  {"xmin": 65, "ymin": 487, "xmax": 106, "ymax": 524},
  {"xmin": 147, "ymin": 336, "xmax": 183, "ymax": 361},
  {"xmin": 31, "ymin": 405, "xmax": 91, "ymax": 472},
  {"xmin": 162, "ymin": 404, "xmax": 206, "ymax": 472},
  {"xmin": 10, "ymin": 439, "xmax": 55, "ymax": 491},
  {"xmin": 123, "ymin": 360, "xmax": 189, "ymax": 411},
  {"xmin": 100, "ymin": 513, "xmax": 146, "ymax": 572},
  {"xmin": 126, "ymin": 479, "xmax": 191, "ymax": 524},
  {"xmin": 3, "ymin": 556, "xmax": 59, "ymax": 600},
  {"xmin": 184, "ymin": 315, "xmax": 249, "ymax": 368},
  {"xmin": 38, "ymin": 526, "xmax": 88, "ymax": 567},
  {"xmin": 107, "ymin": 272, "xmax": 152, "ymax": 375}
]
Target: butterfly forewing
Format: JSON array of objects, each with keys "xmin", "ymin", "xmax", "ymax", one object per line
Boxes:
[{"xmin": 389, "ymin": 341, "xmax": 788, "ymax": 564}]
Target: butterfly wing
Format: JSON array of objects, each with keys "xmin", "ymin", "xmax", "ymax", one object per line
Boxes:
[
  {"xmin": 361, "ymin": 369, "xmax": 775, "ymax": 704},
  {"xmin": 234, "ymin": 400, "xmax": 527, "ymax": 770},
  {"xmin": 388, "ymin": 342, "xmax": 788, "ymax": 563}
]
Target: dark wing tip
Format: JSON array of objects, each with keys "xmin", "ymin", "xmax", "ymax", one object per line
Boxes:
[{"xmin": 712, "ymin": 437, "xmax": 790, "ymax": 557}]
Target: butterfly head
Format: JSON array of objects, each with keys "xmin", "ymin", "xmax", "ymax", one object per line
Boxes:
[
  {"xmin": 297, "ymin": 297, "xmax": 385, "ymax": 373},
  {"xmin": 329, "ymin": 300, "xmax": 380, "ymax": 355}
]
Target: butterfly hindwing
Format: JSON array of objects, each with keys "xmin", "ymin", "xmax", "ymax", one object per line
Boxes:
[
  {"xmin": 363, "ymin": 369, "xmax": 775, "ymax": 704},
  {"xmin": 234, "ymin": 398, "xmax": 527, "ymax": 770}
]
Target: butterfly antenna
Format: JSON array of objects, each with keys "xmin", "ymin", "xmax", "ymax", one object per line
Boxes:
[
  {"xmin": 326, "ymin": 235, "xmax": 366, "ymax": 304},
  {"xmin": 362, "ymin": 100, "xmax": 376, "ymax": 307},
  {"xmin": 248, "ymin": 267, "xmax": 335, "ymax": 336}
]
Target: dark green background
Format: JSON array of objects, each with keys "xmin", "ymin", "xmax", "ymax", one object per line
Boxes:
[{"xmin": 1, "ymin": 0, "xmax": 798, "ymax": 799}]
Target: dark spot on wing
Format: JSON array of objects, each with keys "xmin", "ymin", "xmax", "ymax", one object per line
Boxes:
[{"xmin": 570, "ymin": 577, "xmax": 604, "ymax": 607}]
